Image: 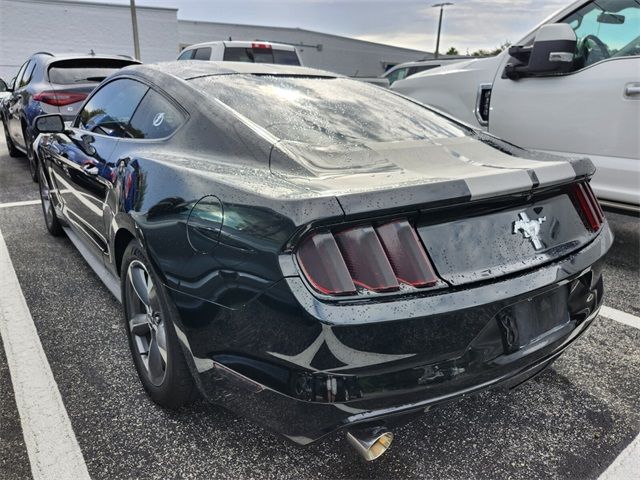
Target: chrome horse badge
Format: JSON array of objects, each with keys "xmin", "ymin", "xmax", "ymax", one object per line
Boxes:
[{"xmin": 513, "ymin": 212, "xmax": 546, "ymax": 250}]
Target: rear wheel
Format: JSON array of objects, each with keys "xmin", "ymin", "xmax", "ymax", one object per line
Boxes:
[
  {"xmin": 38, "ymin": 161, "xmax": 63, "ymax": 236},
  {"xmin": 121, "ymin": 241, "xmax": 197, "ymax": 408},
  {"xmin": 2, "ymin": 119, "xmax": 22, "ymax": 158}
]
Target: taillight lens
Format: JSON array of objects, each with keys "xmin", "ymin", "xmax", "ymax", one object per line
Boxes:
[
  {"xmin": 334, "ymin": 226, "xmax": 399, "ymax": 292},
  {"xmin": 33, "ymin": 91, "xmax": 87, "ymax": 106},
  {"xmin": 571, "ymin": 182, "xmax": 604, "ymax": 231},
  {"xmin": 296, "ymin": 219, "xmax": 441, "ymax": 296},
  {"xmin": 297, "ymin": 232, "xmax": 356, "ymax": 296},
  {"xmin": 376, "ymin": 220, "xmax": 439, "ymax": 288}
]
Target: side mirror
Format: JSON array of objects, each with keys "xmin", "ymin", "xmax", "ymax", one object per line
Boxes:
[
  {"xmin": 504, "ymin": 24, "xmax": 577, "ymax": 80},
  {"xmin": 34, "ymin": 114, "xmax": 65, "ymax": 134},
  {"xmin": 0, "ymin": 78, "xmax": 7, "ymax": 93}
]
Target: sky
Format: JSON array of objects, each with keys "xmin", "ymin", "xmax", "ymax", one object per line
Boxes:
[{"xmin": 78, "ymin": 0, "xmax": 571, "ymax": 53}]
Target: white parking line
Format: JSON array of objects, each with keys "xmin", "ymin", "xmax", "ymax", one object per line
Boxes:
[
  {"xmin": 599, "ymin": 305, "xmax": 640, "ymax": 330},
  {"xmin": 0, "ymin": 199, "xmax": 41, "ymax": 209},
  {"xmin": 598, "ymin": 306, "xmax": 640, "ymax": 480},
  {"xmin": 599, "ymin": 434, "xmax": 640, "ymax": 480},
  {"xmin": 0, "ymin": 227, "xmax": 90, "ymax": 480}
]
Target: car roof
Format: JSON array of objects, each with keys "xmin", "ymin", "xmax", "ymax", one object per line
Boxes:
[
  {"xmin": 136, "ymin": 61, "xmax": 339, "ymax": 81},
  {"xmin": 184, "ymin": 40, "xmax": 297, "ymax": 51}
]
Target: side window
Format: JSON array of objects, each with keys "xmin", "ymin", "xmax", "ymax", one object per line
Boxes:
[
  {"xmin": 20, "ymin": 61, "xmax": 37, "ymax": 87},
  {"xmin": 14, "ymin": 61, "xmax": 29, "ymax": 89},
  {"xmin": 128, "ymin": 89, "xmax": 185, "ymax": 139},
  {"xmin": 193, "ymin": 47, "xmax": 212, "ymax": 60},
  {"xmin": 562, "ymin": 0, "xmax": 640, "ymax": 68},
  {"xmin": 386, "ymin": 68, "xmax": 409, "ymax": 85},
  {"xmin": 178, "ymin": 49, "xmax": 194, "ymax": 61},
  {"xmin": 77, "ymin": 79, "xmax": 148, "ymax": 137}
]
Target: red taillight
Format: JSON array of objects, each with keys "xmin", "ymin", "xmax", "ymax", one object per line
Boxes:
[
  {"xmin": 571, "ymin": 182, "xmax": 604, "ymax": 231},
  {"xmin": 33, "ymin": 91, "xmax": 87, "ymax": 107},
  {"xmin": 296, "ymin": 219, "xmax": 441, "ymax": 296},
  {"xmin": 297, "ymin": 232, "xmax": 356, "ymax": 296},
  {"xmin": 252, "ymin": 42, "xmax": 272, "ymax": 50},
  {"xmin": 376, "ymin": 220, "xmax": 439, "ymax": 288},
  {"xmin": 334, "ymin": 226, "xmax": 399, "ymax": 292}
]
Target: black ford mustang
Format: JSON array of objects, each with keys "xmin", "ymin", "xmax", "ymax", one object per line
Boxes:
[{"xmin": 33, "ymin": 61, "xmax": 612, "ymax": 460}]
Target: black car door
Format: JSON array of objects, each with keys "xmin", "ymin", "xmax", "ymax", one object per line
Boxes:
[{"xmin": 47, "ymin": 78, "xmax": 149, "ymax": 258}]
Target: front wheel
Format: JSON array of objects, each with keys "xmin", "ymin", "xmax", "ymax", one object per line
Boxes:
[
  {"xmin": 38, "ymin": 161, "xmax": 63, "ymax": 236},
  {"xmin": 121, "ymin": 241, "xmax": 197, "ymax": 408}
]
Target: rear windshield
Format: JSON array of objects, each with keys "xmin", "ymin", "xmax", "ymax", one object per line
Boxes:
[
  {"xmin": 222, "ymin": 47, "xmax": 300, "ymax": 66},
  {"xmin": 48, "ymin": 58, "xmax": 137, "ymax": 85},
  {"xmin": 192, "ymin": 75, "xmax": 466, "ymax": 146}
]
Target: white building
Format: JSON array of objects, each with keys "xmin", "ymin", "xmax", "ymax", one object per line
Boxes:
[{"xmin": 0, "ymin": 0, "xmax": 432, "ymax": 81}]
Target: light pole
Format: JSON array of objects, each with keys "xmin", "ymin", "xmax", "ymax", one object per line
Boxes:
[
  {"xmin": 130, "ymin": 0, "xmax": 141, "ymax": 60},
  {"xmin": 432, "ymin": 2, "xmax": 453, "ymax": 59}
]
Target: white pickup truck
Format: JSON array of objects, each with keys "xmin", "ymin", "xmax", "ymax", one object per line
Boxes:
[
  {"xmin": 178, "ymin": 41, "xmax": 302, "ymax": 66},
  {"xmin": 393, "ymin": 0, "xmax": 640, "ymax": 211}
]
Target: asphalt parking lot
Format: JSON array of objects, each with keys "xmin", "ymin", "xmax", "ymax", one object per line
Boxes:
[{"xmin": 0, "ymin": 136, "xmax": 638, "ymax": 480}]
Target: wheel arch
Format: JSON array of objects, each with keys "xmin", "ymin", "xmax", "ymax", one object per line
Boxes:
[{"xmin": 113, "ymin": 227, "xmax": 136, "ymax": 277}]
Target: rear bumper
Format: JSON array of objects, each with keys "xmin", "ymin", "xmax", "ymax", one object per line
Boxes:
[{"xmin": 170, "ymin": 223, "xmax": 612, "ymax": 444}]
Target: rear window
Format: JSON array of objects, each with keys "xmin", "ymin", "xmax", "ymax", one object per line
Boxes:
[
  {"xmin": 222, "ymin": 47, "xmax": 300, "ymax": 65},
  {"xmin": 192, "ymin": 48, "xmax": 211, "ymax": 60},
  {"xmin": 192, "ymin": 75, "xmax": 466, "ymax": 146},
  {"xmin": 48, "ymin": 58, "xmax": 137, "ymax": 85}
]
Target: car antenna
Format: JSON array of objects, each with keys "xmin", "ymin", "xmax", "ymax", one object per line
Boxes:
[
  {"xmin": 89, "ymin": 49, "xmax": 95, "ymax": 56},
  {"xmin": 228, "ymin": 36, "xmax": 232, "ymax": 41}
]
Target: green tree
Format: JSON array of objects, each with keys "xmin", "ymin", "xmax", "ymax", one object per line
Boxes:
[{"xmin": 446, "ymin": 47, "xmax": 459, "ymax": 55}]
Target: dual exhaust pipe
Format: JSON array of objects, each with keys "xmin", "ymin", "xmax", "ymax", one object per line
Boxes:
[{"xmin": 346, "ymin": 426, "xmax": 394, "ymax": 461}]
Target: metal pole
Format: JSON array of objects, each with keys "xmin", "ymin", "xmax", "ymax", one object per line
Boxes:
[
  {"xmin": 130, "ymin": 0, "xmax": 141, "ymax": 60},
  {"xmin": 435, "ymin": 5, "xmax": 444, "ymax": 59}
]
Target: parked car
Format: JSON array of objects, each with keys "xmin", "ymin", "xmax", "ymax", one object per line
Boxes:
[
  {"xmin": 33, "ymin": 61, "xmax": 611, "ymax": 461},
  {"xmin": 392, "ymin": 0, "xmax": 640, "ymax": 211},
  {"xmin": 383, "ymin": 58, "xmax": 468, "ymax": 85},
  {"xmin": 0, "ymin": 52, "xmax": 140, "ymax": 181},
  {"xmin": 177, "ymin": 40, "xmax": 302, "ymax": 66}
]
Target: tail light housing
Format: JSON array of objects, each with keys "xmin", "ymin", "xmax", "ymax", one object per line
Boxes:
[
  {"xmin": 296, "ymin": 219, "xmax": 441, "ymax": 296},
  {"xmin": 33, "ymin": 91, "xmax": 87, "ymax": 107},
  {"xmin": 570, "ymin": 182, "xmax": 604, "ymax": 232}
]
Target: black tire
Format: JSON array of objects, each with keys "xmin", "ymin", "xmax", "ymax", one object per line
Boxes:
[
  {"xmin": 121, "ymin": 240, "xmax": 197, "ymax": 408},
  {"xmin": 24, "ymin": 126, "xmax": 38, "ymax": 183},
  {"xmin": 2, "ymin": 119, "xmax": 23, "ymax": 158},
  {"xmin": 37, "ymin": 161, "xmax": 63, "ymax": 236}
]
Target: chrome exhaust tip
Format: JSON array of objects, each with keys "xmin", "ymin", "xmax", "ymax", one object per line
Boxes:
[{"xmin": 346, "ymin": 426, "xmax": 394, "ymax": 461}]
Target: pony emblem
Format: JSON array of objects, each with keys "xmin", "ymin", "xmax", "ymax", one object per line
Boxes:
[{"xmin": 513, "ymin": 212, "xmax": 546, "ymax": 250}]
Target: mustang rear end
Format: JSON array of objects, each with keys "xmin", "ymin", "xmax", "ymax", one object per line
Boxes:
[{"xmin": 172, "ymin": 176, "xmax": 611, "ymax": 455}]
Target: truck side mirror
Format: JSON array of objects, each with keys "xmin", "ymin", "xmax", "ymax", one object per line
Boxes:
[{"xmin": 504, "ymin": 24, "xmax": 577, "ymax": 80}]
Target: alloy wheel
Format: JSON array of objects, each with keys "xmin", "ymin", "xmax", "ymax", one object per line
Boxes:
[
  {"xmin": 38, "ymin": 166, "xmax": 54, "ymax": 228},
  {"xmin": 125, "ymin": 260, "xmax": 168, "ymax": 386}
]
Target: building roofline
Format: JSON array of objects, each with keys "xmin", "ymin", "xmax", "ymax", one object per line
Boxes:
[
  {"xmin": 5, "ymin": 0, "xmax": 178, "ymax": 12},
  {"xmin": 177, "ymin": 19, "xmax": 431, "ymax": 55}
]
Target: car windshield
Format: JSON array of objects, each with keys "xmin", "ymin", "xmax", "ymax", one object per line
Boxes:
[
  {"xmin": 192, "ymin": 75, "xmax": 467, "ymax": 146},
  {"xmin": 48, "ymin": 58, "xmax": 136, "ymax": 84}
]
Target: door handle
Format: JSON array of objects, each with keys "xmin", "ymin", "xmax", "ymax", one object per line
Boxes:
[
  {"xmin": 83, "ymin": 164, "xmax": 99, "ymax": 176},
  {"xmin": 625, "ymin": 83, "xmax": 640, "ymax": 97}
]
